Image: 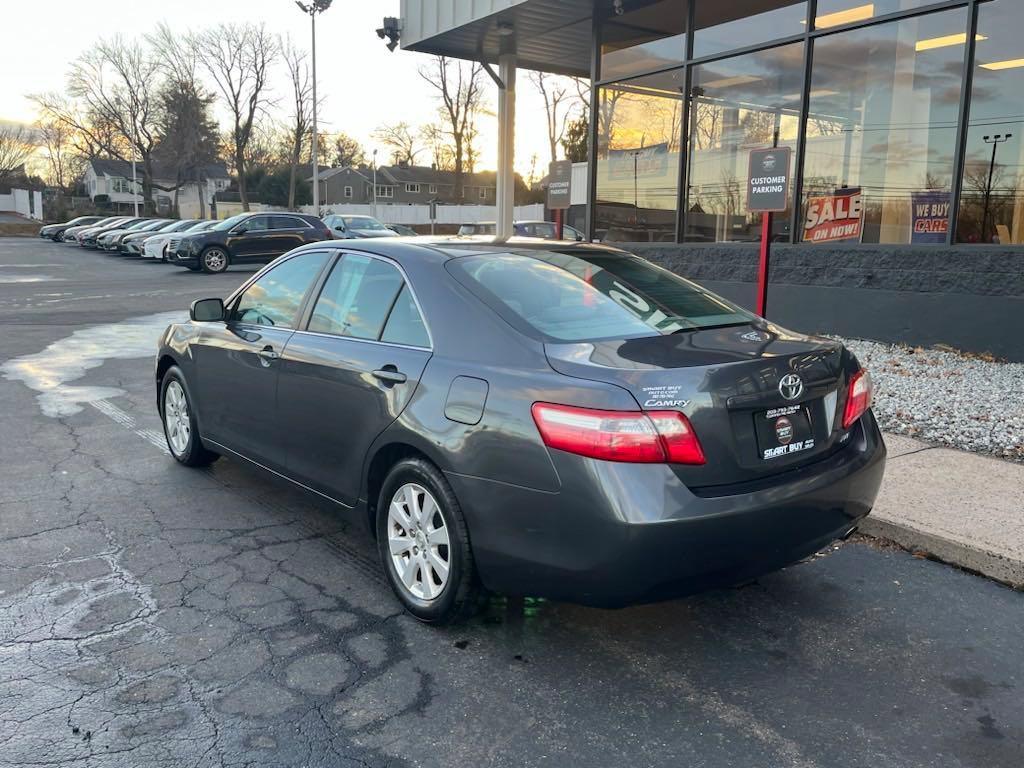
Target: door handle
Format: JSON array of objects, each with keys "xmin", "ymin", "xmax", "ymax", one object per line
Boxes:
[
  {"xmin": 372, "ymin": 367, "xmax": 407, "ymax": 385},
  {"xmin": 258, "ymin": 346, "xmax": 280, "ymax": 362}
]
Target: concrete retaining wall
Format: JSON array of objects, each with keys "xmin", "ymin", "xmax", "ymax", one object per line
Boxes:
[{"xmin": 624, "ymin": 243, "xmax": 1024, "ymax": 362}]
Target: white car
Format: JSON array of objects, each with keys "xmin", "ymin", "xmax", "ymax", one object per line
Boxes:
[{"xmin": 143, "ymin": 220, "xmax": 218, "ymax": 260}]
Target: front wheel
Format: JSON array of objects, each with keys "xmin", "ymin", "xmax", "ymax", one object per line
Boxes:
[
  {"xmin": 160, "ymin": 367, "xmax": 218, "ymax": 467},
  {"xmin": 200, "ymin": 246, "xmax": 230, "ymax": 274},
  {"xmin": 377, "ymin": 458, "xmax": 481, "ymax": 624}
]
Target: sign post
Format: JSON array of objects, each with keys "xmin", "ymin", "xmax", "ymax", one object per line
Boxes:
[
  {"xmin": 746, "ymin": 147, "xmax": 792, "ymax": 318},
  {"xmin": 547, "ymin": 160, "xmax": 573, "ymax": 240}
]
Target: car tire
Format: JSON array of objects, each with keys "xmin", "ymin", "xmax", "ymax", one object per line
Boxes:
[
  {"xmin": 160, "ymin": 367, "xmax": 218, "ymax": 467},
  {"xmin": 200, "ymin": 246, "xmax": 230, "ymax": 274},
  {"xmin": 377, "ymin": 458, "xmax": 481, "ymax": 624}
]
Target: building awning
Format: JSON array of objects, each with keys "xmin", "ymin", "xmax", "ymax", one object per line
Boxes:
[{"xmin": 400, "ymin": 0, "xmax": 595, "ymax": 76}]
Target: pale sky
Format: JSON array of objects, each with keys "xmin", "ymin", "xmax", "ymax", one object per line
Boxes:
[{"xmin": 0, "ymin": 0, "xmax": 575, "ymax": 179}]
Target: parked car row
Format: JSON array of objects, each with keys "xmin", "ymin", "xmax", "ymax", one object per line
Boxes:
[{"xmin": 39, "ymin": 211, "xmax": 587, "ymax": 274}]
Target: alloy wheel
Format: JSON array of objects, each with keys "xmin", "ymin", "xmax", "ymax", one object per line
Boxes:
[
  {"xmin": 203, "ymin": 249, "xmax": 227, "ymax": 272},
  {"xmin": 163, "ymin": 380, "xmax": 191, "ymax": 456},
  {"xmin": 387, "ymin": 483, "xmax": 451, "ymax": 601}
]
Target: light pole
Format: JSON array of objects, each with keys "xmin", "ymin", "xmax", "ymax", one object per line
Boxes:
[
  {"xmin": 295, "ymin": 0, "xmax": 333, "ymax": 215},
  {"xmin": 982, "ymin": 133, "xmax": 1012, "ymax": 242},
  {"xmin": 131, "ymin": 124, "xmax": 139, "ymax": 217},
  {"xmin": 372, "ymin": 148, "xmax": 378, "ymax": 218}
]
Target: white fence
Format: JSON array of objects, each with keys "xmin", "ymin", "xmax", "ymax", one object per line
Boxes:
[
  {"xmin": 0, "ymin": 188, "xmax": 43, "ymax": 220},
  {"xmin": 301, "ymin": 202, "xmax": 546, "ymax": 225}
]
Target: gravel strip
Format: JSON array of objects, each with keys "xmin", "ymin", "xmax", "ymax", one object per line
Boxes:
[{"xmin": 838, "ymin": 338, "xmax": 1024, "ymax": 462}]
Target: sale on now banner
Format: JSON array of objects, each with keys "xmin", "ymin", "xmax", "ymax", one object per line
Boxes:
[
  {"xmin": 910, "ymin": 191, "xmax": 950, "ymax": 244},
  {"xmin": 803, "ymin": 188, "xmax": 863, "ymax": 243}
]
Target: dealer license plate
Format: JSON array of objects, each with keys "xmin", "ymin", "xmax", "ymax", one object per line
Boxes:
[{"xmin": 756, "ymin": 403, "xmax": 816, "ymax": 461}]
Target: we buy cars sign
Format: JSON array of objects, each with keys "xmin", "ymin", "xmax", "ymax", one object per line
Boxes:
[{"xmin": 804, "ymin": 188, "xmax": 863, "ymax": 243}]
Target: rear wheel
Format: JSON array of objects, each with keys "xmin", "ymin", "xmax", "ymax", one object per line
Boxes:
[
  {"xmin": 377, "ymin": 458, "xmax": 481, "ymax": 624},
  {"xmin": 200, "ymin": 246, "xmax": 230, "ymax": 274},
  {"xmin": 160, "ymin": 367, "xmax": 218, "ymax": 467}
]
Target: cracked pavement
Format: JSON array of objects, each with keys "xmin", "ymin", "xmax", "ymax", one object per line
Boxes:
[{"xmin": 0, "ymin": 237, "xmax": 1022, "ymax": 767}]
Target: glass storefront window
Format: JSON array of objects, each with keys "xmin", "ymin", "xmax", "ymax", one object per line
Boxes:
[
  {"xmin": 693, "ymin": 1, "xmax": 806, "ymax": 59},
  {"xmin": 814, "ymin": 1, "xmax": 944, "ymax": 30},
  {"xmin": 684, "ymin": 42, "xmax": 804, "ymax": 242},
  {"xmin": 600, "ymin": 0, "xmax": 688, "ymax": 81},
  {"xmin": 595, "ymin": 68, "xmax": 685, "ymax": 242},
  {"xmin": 956, "ymin": 0, "xmax": 1024, "ymax": 244},
  {"xmin": 799, "ymin": 8, "xmax": 967, "ymax": 244}
]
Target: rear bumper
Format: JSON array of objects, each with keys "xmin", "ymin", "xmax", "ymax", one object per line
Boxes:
[{"xmin": 447, "ymin": 414, "xmax": 886, "ymax": 607}]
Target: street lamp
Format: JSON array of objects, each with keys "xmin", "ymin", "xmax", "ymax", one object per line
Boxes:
[
  {"xmin": 295, "ymin": 0, "xmax": 333, "ymax": 214},
  {"xmin": 982, "ymin": 134, "xmax": 1012, "ymax": 242}
]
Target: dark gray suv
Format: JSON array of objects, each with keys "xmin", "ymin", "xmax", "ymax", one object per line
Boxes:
[{"xmin": 155, "ymin": 239, "xmax": 885, "ymax": 623}]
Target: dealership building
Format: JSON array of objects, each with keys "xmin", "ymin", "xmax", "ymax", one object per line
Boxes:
[{"xmin": 399, "ymin": 0, "xmax": 1024, "ymax": 360}]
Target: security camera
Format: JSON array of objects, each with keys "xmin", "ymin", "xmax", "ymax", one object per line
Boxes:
[{"xmin": 377, "ymin": 16, "xmax": 402, "ymax": 51}]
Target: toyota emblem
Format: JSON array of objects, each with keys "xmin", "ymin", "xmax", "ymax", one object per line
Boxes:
[{"xmin": 779, "ymin": 373, "xmax": 804, "ymax": 401}]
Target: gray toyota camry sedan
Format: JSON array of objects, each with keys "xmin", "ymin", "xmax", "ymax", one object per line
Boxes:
[{"xmin": 156, "ymin": 239, "xmax": 886, "ymax": 623}]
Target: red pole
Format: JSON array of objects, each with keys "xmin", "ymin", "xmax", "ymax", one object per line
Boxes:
[
  {"xmin": 756, "ymin": 212, "xmax": 771, "ymax": 317},
  {"xmin": 555, "ymin": 208, "xmax": 564, "ymax": 240}
]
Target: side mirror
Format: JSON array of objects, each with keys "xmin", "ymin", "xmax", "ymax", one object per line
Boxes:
[{"xmin": 190, "ymin": 298, "xmax": 225, "ymax": 322}]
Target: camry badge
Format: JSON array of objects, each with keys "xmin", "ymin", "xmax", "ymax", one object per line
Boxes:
[{"xmin": 779, "ymin": 373, "xmax": 804, "ymax": 401}]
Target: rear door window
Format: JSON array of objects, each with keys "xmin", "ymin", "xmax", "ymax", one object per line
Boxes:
[
  {"xmin": 270, "ymin": 215, "xmax": 307, "ymax": 230},
  {"xmin": 231, "ymin": 252, "xmax": 330, "ymax": 328},
  {"xmin": 448, "ymin": 251, "xmax": 754, "ymax": 342},
  {"xmin": 307, "ymin": 254, "xmax": 405, "ymax": 340}
]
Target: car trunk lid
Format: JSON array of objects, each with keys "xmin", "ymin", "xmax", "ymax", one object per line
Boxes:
[{"xmin": 545, "ymin": 323, "xmax": 847, "ymax": 487}]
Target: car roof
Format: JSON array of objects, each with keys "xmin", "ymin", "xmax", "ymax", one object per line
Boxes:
[{"xmin": 288, "ymin": 235, "xmax": 625, "ymax": 267}]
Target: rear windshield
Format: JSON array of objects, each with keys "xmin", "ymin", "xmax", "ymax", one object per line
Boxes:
[{"xmin": 448, "ymin": 250, "xmax": 754, "ymax": 343}]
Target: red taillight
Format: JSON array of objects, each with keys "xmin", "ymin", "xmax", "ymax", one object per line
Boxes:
[
  {"xmin": 842, "ymin": 369, "xmax": 873, "ymax": 429},
  {"xmin": 531, "ymin": 403, "xmax": 705, "ymax": 465}
]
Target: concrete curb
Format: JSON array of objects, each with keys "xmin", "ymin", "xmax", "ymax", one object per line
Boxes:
[
  {"xmin": 857, "ymin": 516, "xmax": 1024, "ymax": 590},
  {"xmin": 856, "ymin": 433, "xmax": 1024, "ymax": 590}
]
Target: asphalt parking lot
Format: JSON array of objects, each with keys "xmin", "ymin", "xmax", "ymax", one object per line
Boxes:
[{"xmin": 1, "ymin": 237, "xmax": 1022, "ymax": 768}]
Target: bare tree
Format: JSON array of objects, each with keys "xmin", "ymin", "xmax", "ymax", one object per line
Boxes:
[
  {"xmin": 332, "ymin": 133, "xmax": 366, "ymax": 168},
  {"xmin": 570, "ymin": 76, "xmax": 591, "ymax": 124},
  {"xmin": 67, "ymin": 37, "xmax": 163, "ymax": 203},
  {"xmin": 419, "ymin": 56, "xmax": 485, "ymax": 201},
  {"xmin": 529, "ymin": 71, "xmax": 576, "ymax": 165},
  {"xmin": 373, "ymin": 122, "xmax": 420, "ymax": 166},
  {"xmin": 35, "ymin": 119, "xmax": 84, "ymax": 192},
  {"xmin": 420, "ymin": 123, "xmax": 455, "ymax": 171},
  {"xmin": 195, "ymin": 23, "xmax": 278, "ymax": 210},
  {"xmin": 0, "ymin": 124, "xmax": 35, "ymax": 182},
  {"xmin": 281, "ymin": 37, "xmax": 313, "ymax": 211}
]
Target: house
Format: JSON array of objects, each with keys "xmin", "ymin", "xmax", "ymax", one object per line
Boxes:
[
  {"xmin": 84, "ymin": 158, "xmax": 231, "ymax": 217},
  {"xmin": 311, "ymin": 163, "xmax": 503, "ymax": 207}
]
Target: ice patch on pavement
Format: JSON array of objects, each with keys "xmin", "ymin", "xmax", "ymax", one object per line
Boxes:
[
  {"xmin": 0, "ymin": 275, "xmax": 59, "ymax": 283},
  {"xmin": 0, "ymin": 311, "xmax": 185, "ymax": 417}
]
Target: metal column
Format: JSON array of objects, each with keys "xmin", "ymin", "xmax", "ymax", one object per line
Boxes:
[{"xmin": 496, "ymin": 53, "xmax": 517, "ymax": 240}]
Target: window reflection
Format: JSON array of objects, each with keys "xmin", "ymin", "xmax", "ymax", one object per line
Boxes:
[
  {"xmin": 600, "ymin": 0, "xmax": 687, "ymax": 81},
  {"xmin": 309, "ymin": 255, "xmax": 404, "ymax": 340},
  {"xmin": 814, "ymin": 1, "xmax": 941, "ymax": 30},
  {"xmin": 693, "ymin": 0, "xmax": 806, "ymax": 59},
  {"xmin": 684, "ymin": 42, "xmax": 804, "ymax": 242},
  {"xmin": 956, "ymin": 0, "xmax": 1024, "ymax": 244},
  {"xmin": 800, "ymin": 8, "xmax": 966, "ymax": 244},
  {"xmin": 233, "ymin": 253, "xmax": 329, "ymax": 328},
  {"xmin": 595, "ymin": 68, "xmax": 685, "ymax": 243}
]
